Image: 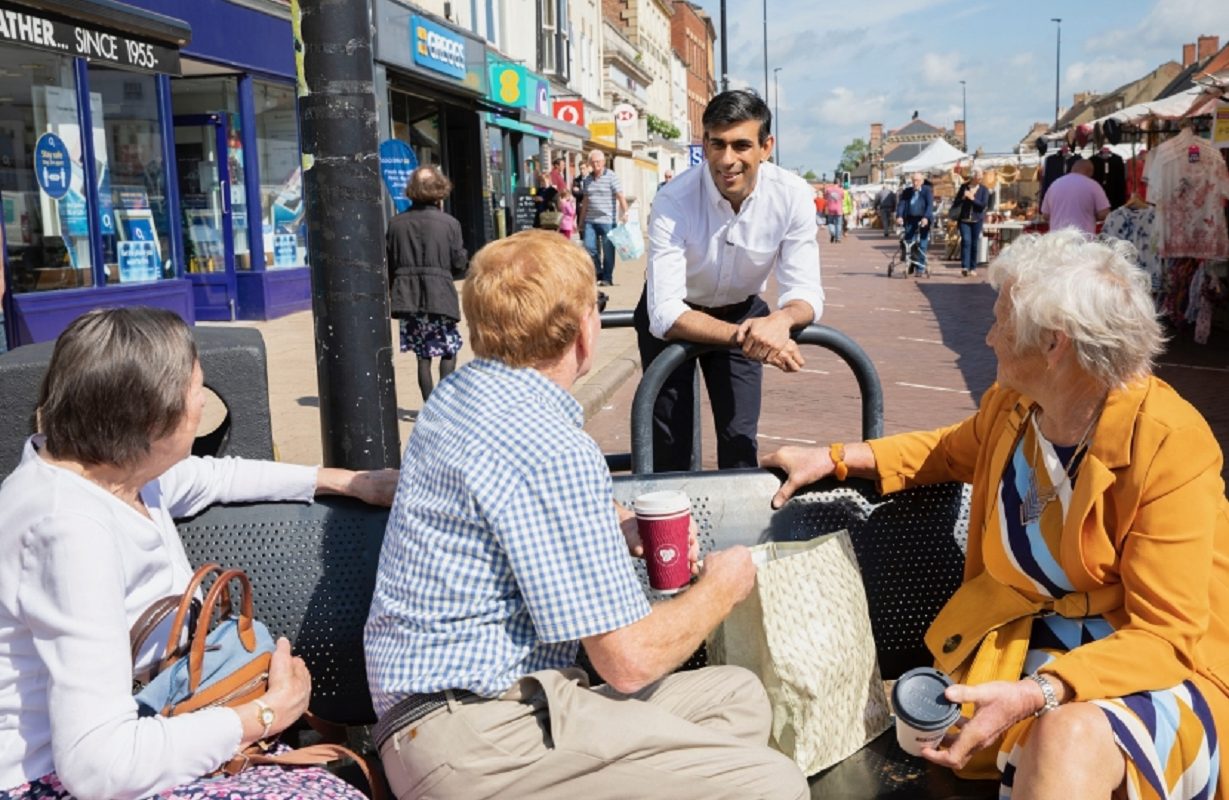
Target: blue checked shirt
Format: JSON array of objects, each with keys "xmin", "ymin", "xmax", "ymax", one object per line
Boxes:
[{"xmin": 365, "ymin": 359, "xmax": 651, "ymax": 716}]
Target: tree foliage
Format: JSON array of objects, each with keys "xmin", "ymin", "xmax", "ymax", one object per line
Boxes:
[
  {"xmin": 802, "ymin": 169, "xmax": 818, "ymax": 181},
  {"xmin": 835, "ymin": 138, "xmax": 869, "ymax": 177}
]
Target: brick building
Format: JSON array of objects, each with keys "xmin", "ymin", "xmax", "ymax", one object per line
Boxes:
[{"xmin": 669, "ymin": 0, "xmax": 717, "ymax": 143}]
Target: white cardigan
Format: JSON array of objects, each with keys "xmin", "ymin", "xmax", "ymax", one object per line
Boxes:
[{"xmin": 0, "ymin": 437, "xmax": 318, "ymax": 799}]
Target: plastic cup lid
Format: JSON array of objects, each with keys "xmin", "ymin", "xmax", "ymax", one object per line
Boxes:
[
  {"xmin": 633, "ymin": 490, "xmax": 691, "ymax": 516},
  {"xmin": 891, "ymin": 667, "xmax": 961, "ymax": 731}
]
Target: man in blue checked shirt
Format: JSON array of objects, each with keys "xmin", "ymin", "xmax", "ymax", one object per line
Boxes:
[{"xmin": 365, "ymin": 230, "xmax": 807, "ymax": 799}]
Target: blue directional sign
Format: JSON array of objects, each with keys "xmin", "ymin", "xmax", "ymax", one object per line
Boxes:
[
  {"xmin": 34, "ymin": 132, "xmax": 70, "ymax": 199},
  {"xmin": 688, "ymin": 144, "xmax": 704, "ymax": 167}
]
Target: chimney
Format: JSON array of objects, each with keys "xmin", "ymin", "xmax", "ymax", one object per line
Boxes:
[
  {"xmin": 1197, "ymin": 35, "xmax": 1220, "ymax": 61},
  {"xmin": 953, "ymin": 120, "xmax": 966, "ymax": 147},
  {"xmin": 1183, "ymin": 43, "xmax": 1196, "ymax": 67},
  {"xmin": 870, "ymin": 122, "xmax": 882, "ymax": 152}
]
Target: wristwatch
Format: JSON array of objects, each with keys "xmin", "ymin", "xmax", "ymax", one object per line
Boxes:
[
  {"xmin": 1026, "ymin": 672, "xmax": 1060, "ymax": 717},
  {"xmin": 253, "ymin": 698, "xmax": 276, "ymax": 740}
]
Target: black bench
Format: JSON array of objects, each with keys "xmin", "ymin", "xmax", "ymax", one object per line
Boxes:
[{"xmin": 176, "ymin": 471, "xmax": 996, "ymax": 798}]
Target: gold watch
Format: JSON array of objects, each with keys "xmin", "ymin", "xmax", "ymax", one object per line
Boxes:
[{"xmin": 253, "ymin": 698, "xmax": 275, "ymax": 740}]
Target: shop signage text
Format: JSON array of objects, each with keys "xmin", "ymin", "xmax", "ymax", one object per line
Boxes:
[
  {"xmin": 411, "ymin": 14, "xmax": 466, "ymax": 79},
  {"xmin": 0, "ymin": 2, "xmax": 181, "ymax": 74},
  {"xmin": 613, "ymin": 103, "xmax": 638, "ymax": 131}
]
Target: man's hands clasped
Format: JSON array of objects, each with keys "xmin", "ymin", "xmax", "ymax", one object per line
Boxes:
[{"xmin": 736, "ymin": 314, "xmax": 805, "ymax": 373}]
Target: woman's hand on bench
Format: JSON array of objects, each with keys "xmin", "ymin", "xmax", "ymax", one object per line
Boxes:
[
  {"xmin": 762, "ymin": 442, "xmax": 879, "ymax": 508},
  {"xmin": 315, "ymin": 467, "xmax": 400, "ymax": 507}
]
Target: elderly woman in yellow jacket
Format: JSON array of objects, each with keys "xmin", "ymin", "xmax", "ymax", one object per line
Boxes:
[{"xmin": 765, "ymin": 228, "xmax": 1227, "ymax": 799}]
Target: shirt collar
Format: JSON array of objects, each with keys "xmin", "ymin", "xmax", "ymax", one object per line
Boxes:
[{"xmin": 471, "ymin": 358, "xmax": 585, "ymax": 428}]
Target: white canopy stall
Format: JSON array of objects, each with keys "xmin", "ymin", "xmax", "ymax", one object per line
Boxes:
[{"xmin": 895, "ymin": 138, "xmax": 969, "ymax": 175}]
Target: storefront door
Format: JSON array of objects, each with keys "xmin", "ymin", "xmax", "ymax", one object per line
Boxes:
[{"xmin": 173, "ymin": 114, "xmax": 236, "ymax": 320}]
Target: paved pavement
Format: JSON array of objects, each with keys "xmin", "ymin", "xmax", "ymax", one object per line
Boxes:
[
  {"xmin": 207, "ymin": 224, "xmax": 1228, "ymax": 486},
  {"xmin": 200, "ymin": 244, "xmax": 647, "ymax": 466},
  {"xmin": 583, "ymin": 226, "xmax": 1229, "ymax": 486}
]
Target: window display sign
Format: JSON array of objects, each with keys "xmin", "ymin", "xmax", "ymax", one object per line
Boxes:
[
  {"xmin": 34, "ymin": 132, "xmax": 69, "ymax": 199},
  {"xmin": 117, "ymin": 240, "xmax": 158, "ymax": 282},
  {"xmin": 411, "ymin": 14, "xmax": 466, "ymax": 79},
  {"xmin": 0, "ymin": 1, "xmax": 181, "ymax": 75},
  {"xmin": 1213, "ymin": 102, "xmax": 1229, "ymax": 150},
  {"xmin": 273, "ymin": 233, "xmax": 297, "ymax": 267},
  {"xmin": 379, "ymin": 138, "xmax": 417, "ymax": 213}
]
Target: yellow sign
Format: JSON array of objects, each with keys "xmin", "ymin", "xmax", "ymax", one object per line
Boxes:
[
  {"xmin": 588, "ymin": 120, "xmax": 616, "ymax": 147},
  {"xmin": 1213, "ymin": 102, "xmax": 1229, "ymax": 149}
]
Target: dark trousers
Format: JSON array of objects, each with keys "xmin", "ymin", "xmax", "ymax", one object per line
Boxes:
[
  {"xmin": 959, "ymin": 220, "xmax": 983, "ymax": 271},
  {"xmin": 634, "ymin": 291, "xmax": 768, "ymax": 473}
]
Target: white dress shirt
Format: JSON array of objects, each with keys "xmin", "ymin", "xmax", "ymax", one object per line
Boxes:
[
  {"xmin": 0, "ymin": 438, "xmax": 317, "ymax": 800},
  {"xmin": 644, "ymin": 160, "xmax": 824, "ymax": 339}
]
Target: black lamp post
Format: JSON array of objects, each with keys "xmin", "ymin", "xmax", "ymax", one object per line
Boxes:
[
  {"xmin": 1051, "ymin": 18, "xmax": 1062, "ymax": 127},
  {"xmin": 959, "ymin": 79, "xmax": 968, "ymax": 151},
  {"xmin": 773, "ymin": 66, "xmax": 782, "ymax": 165}
]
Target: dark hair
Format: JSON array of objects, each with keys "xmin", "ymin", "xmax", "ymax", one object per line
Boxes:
[
  {"xmin": 702, "ymin": 90, "xmax": 772, "ymax": 145},
  {"xmin": 552, "ymin": 157, "xmax": 564, "ymax": 167},
  {"xmin": 38, "ymin": 306, "xmax": 197, "ymax": 468},
  {"xmin": 407, "ymin": 165, "xmax": 453, "ymax": 203}
]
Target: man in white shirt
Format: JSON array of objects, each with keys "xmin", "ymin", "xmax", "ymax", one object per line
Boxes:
[{"xmin": 634, "ymin": 90, "xmax": 823, "ymax": 472}]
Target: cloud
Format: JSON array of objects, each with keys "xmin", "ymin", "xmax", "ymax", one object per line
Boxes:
[
  {"xmin": 1064, "ymin": 56, "xmax": 1149, "ymax": 93},
  {"xmin": 1086, "ymin": 0, "xmax": 1229, "ymax": 50},
  {"xmin": 813, "ymin": 86, "xmax": 889, "ymax": 127},
  {"xmin": 920, "ymin": 52, "xmax": 963, "ymax": 86}
]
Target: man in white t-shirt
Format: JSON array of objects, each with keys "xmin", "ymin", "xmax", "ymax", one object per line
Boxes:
[{"xmin": 1040, "ymin": 158, "xmax": 1110, "ymax": 236}]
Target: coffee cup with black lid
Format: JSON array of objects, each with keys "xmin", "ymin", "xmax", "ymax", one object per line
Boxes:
[{"xmin": 891, "ymin": 667, "xmax": 961, "ymax": 757}]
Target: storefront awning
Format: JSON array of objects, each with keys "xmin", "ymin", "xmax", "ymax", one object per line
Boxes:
[
  {"xmin": 522, "ymin": 109, "xmax": 590, "ymax": 142},
  {"xmin": 487, "ymin": 113, "xmax": 552, "ymax": 139},
  {"xmin": 0, "ymin": 0, "xmax": 189, "ymax": 74}
]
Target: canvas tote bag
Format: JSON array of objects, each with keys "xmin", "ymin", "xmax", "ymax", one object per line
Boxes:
[{"xmin": 706, "ymin": 532, "xmax": 892, "ymax": 775}]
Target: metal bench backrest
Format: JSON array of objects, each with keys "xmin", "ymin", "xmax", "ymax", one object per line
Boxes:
[{"xmin": 176, "ymin": 496, "xmax": 387, "ymax": 726}]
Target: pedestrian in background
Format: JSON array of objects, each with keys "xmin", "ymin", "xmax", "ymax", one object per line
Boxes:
[
  {"xmin": 895, "ymin": 171, "xmax": 934, "ymax": 276},
  {"xmin": 1039, "ymin": 157, "xmax": 1109, "ymax": 237},
  {"xmin": 578, "ymin": 150, "xmax": 628, "ymax": 286},
  {"xmin": 952, "ymin": 167, "xmax": 991, "ymax": 277},
  {"xmin": 558, "ymin": 190, "xmax": 577, "ymax": 240},
  {"xmin": 842, "ymin": 182, "xmax": 855, "ymax": 230},
  {"xmin": 386, "ymin": 165, "xmax": 469, "ymax": 403},
  {"xmin": 876, "ymin": 184, "xmax": 897, "ymax": 237},
  {"xmin": 823, "ymin": 182, "xmax": 845, "ymax": 243}
]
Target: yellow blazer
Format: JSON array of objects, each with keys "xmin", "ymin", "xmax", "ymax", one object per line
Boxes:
[{"xmin": 868, "ymin": 376, "xmax": 1229, "ymax": 714}]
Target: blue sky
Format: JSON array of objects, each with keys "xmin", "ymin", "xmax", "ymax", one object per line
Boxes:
[{"xmin": 686, "ymin": 0, "xmax": 1229, "ymax": 177}]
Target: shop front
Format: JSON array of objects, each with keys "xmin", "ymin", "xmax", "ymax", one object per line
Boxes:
[
  {"xmin": 0, "ymin": 0, "xmax": 190, "ymax": 348},
  {"xmin": 125, "ymin": 0, "xmax": 311, "ymax": 323},
  {"xmin": 484, "ymin": 59, "xmax": 588, "ymax": 236},
  {"xmin": 373, "ymin": 0, "xmax": 490, "ymax": 255}
]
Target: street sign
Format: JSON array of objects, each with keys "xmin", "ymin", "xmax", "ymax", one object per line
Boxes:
[
  {"xmin": 613, "ymin": 103, "xmax": 638, "ymax": 131},
  {"xmin": 688, "ymin": 144, "xmax": 704, "ymax": 166}
]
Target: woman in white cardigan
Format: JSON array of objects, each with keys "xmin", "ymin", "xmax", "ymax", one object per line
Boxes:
[{"xmin": 0, "ymin": 307, "xmax": 396, "ymax": 800}]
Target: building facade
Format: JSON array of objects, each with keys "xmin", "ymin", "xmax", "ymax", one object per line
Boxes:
[{"xmin": 669, "ymin": 0, "xmax": 715, "ymax": 144}]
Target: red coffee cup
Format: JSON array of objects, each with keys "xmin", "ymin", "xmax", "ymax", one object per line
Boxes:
[{"xmin": 633, "ymin": 490, "xmax": 692, "ymax": 593}]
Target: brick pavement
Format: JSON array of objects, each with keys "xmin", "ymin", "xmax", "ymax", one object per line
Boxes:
[{"xmin": 584, "ymin": 226, "xmax": 1229, "ymax": 486}]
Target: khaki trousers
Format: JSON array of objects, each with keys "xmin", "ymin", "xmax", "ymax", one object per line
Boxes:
[{"xmin": 379, "ymin": 665, "xmax": 808, "ymax": 799}]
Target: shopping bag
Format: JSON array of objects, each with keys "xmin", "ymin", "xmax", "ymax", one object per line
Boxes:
[
  {"xmin": 607, "ymin": 219, "xmax": 645, "ymax": 261},
  {"xmin": 706, "ymin": 532, "xmax": 892, "ymax": 775}
]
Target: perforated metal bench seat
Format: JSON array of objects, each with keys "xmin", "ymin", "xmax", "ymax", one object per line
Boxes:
[{"xmin": 176, "ymin": 471, "xmax": 997, "ymax": 798}]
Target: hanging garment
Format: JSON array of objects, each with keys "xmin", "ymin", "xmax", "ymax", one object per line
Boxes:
[
  {"xmin": 1102, "ymin": 206, "xmax": 1163, "ymax": 292},
  {"xmin": 1039, "ymin": 151, "xmax": 1078, "ymax": 204},
  {"xmin": 1142, "ymin": 130, "xmax": 1229, "ymax": 260},
  {"xmin": 1091, "ymin": 150, "xmax": 1128, "ymax": 209}
]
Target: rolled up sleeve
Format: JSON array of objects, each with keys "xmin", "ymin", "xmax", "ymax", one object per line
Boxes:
[
  {"xmin": 645, "ymin": 195, "xmax": 692, "ymax": 339},
  {"xmin": 775, "ymin": 189, "xmax": 824, "ymax": 320}
]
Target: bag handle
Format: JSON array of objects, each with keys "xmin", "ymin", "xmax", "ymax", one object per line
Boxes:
[
  {"xmin": 154, "ymin": 563, "xmax": 224, "ymax": 672},
  {"xmin": 187, "ymin": 568, "xmax": 259, "ymax": 695},
  {"xmin": 224, "ymin": 744, "xmax": 386, "ymax": 800}
]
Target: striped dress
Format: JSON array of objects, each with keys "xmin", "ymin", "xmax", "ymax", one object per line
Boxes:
[{"xmin": 989, "ymin": 415, "xmax": 1220, "ymax": 800}]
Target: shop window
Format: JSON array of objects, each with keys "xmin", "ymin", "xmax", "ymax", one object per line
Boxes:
[
  {"xmin": 170, "ymin": 77, "xmax": 250, "ymax": 272},
  {"xmin": 88, "ymin": 66, "xmax": 171, "ymax": 285},
  {"xmin": 253, "ymin": 81, "xmax": 307, "ymax": 270},
  {"xmin": 1, "ymin": 51, "xmax": 94, "ymax": 294}
]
